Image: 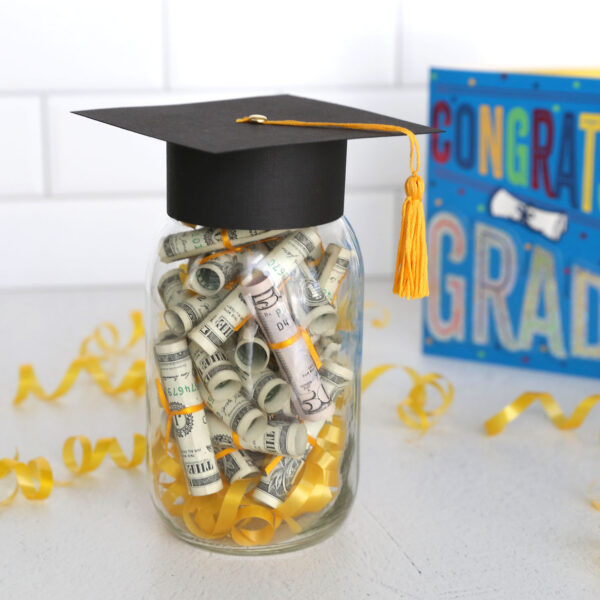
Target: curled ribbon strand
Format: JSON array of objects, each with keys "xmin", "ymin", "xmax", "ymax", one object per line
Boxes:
[
  {"xmin": 484, "ymin": 391, "xmax": 600, "ymax": 436},
  {"xmin": 361, "ymin": 364, "xmax": 454, "ymax": 433},
  {"xmin": 0, "ymin": 434, "xmax": 145, "ymax": 506},
  {"xmin": 13, "ymin": 311, "xmax": 146, "ymax": 405}
]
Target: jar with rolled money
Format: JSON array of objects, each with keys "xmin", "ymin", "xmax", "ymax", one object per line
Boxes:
[{"xmin": 80, "ymin": 93, "xmax": 436, "ymax": 553}]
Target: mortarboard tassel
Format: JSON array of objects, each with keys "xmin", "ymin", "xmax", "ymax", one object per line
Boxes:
[{"xmin": 236, "ymin": 115, "xmax": 428, "ymax": 299}]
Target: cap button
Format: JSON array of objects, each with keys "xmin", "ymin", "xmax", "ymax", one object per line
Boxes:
[{"xmin": 247, "ymin": 114, "xmax": 268, "ymax": 124}]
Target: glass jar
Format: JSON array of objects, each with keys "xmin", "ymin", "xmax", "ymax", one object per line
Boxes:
[{"xmin": 146, "ymin": 219, "xmax": 364, "ymax": 554}]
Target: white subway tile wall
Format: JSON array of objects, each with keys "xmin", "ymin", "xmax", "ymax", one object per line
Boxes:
[{"xmin": 0, "ymin": 0, "xmax": 594, "ymax": 288}]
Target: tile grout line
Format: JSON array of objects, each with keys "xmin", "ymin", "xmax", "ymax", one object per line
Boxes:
[{"xmin": 161, "ymin": 0, "xmax": 171, "ymax": 91}]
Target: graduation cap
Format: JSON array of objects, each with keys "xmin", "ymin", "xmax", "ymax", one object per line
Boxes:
[{"xmin": 74, "ymin": 94, "xmax": 439, "ymax": 298}]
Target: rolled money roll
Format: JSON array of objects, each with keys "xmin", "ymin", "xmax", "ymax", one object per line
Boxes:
[
  {"xmin": 239, "ymin": 367, "xmax": 291, "ymax": 414},
  {"xmin": 256, "ymin": 228, "xmax": 323, "ymax": 285},
  {"xmin": 154, "ymin": 334, "xmax": 222, "ymax": 497},
  {"xmin": 318, "ymin": 332, "xmax": 343, "ymax": 361},
  {"xmin": 158, "ymin": 269, "xmax": 192, "ymax": 309},
  {"xmin": 216, "ymin": 449, "xmax": 260, "ymax": 484},
  {"xmin": 318, "ymin": 244, "xmax": 352, "ymax": 305},
  {"xmin": 203, "ymin": 386, "xmax": 266, "ymax": 440},
  {"xmin": 188, "ymin": 287, "xmax": 250, "ymax": 354},
  {"xmin": 289, "ymin": 261, "xmax": 338, "ymax": 336},
  {"xmin": 159, "ymin": 228, "xmax": 287, "ymax": 263},
  {"xmin": 206, "ymin": 412, "xmax": 307, "ymax": 458},
  {"xmin": 252, "ymin": 420, "xmax": 326, "ymax": 509},
  {"xmin": 319, "ymin": 359, "xmax": 353, "ymax": 404},
  {"xmin": 187, "ymin": 244, "xmax": 268, "ymax": 296},
  {"xmin": 234, "ymin": 319, "xmax": 270, "ymax": 374},
  {"xmin": 164, "ymin": 290, "xmax": 228, "ymax": 335},
  {"xmin": 189, "ymin": 340, "xmax": 241, "ymax": 402},
  {"xmin": 243, "ymin": 274, "xmax": 333, "ymax": 422}
]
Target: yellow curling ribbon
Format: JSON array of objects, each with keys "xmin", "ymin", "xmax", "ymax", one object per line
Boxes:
[
  {"xmin": 152, "ymin": 412, "xmax": 345, "ymax": 546},
  {"xmin": 0, "ymin": 434, "xmax": 145, "ymax": 506},
  {"xmin": 13, "ymin": 310, "xmax": 146, "ymax": 405},
  {"xmin": 361, "ymin": 364, "xmax": 454, "ymax": 433},
  {"xmin": 269, "ymin": 326, "xmax": 322, "ymax": 370},
  {"xmin": 364, "ymin": 300, "xmax": 391, "ymax": 329},
  {"xmin": 484, "ymin": 391, "xmax": 600, "ymax": 436}
]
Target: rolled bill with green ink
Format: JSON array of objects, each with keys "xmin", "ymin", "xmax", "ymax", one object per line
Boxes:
[
  {"xmin": 288, "ymin": 261, "xmax": 338, "ymax": 336},
  {"xmin": 318, "ymin": 243, "xmax": 353, "ymax": 305},
  {"xmin": 234, "ymin": 319, "xmax": 270, "ymax": 374},
  {"xmin": 215, "ymin": 448, "xmax": 260, "ymax": 484},
  {"xmin": 188, "ymin": 287, "xmax": 250, "ymax": 354},
  {"xmin": 164, "ymin": 289, "xmax": 228, "ymax": 335},
  {"xmin": 154, "ymin": 334, "xmax": 222, "ymax": 497},
  {"xmin": 319, "ymin": 359, "xmax": 353, "ymax": 404},
  {"xmin": 189, "ymin": 339, "xmax": 241, "ymax": 402},
  {"xmin": 200, "ymin": 382, "xmax": 266, "ymax": 440},
  {"xmin": 159, "ymin": 228, "xmax": 288, "ymax": 263},
  {"xmin": 252, "ymin": 419, "xmax": 326, "ymax": 509},
  {"xmin": 206, "ymin": 412, "xmax": 307, "ymax": 458},
  {"xmin": 255, "ymin": 228, "xmax": 323, "ymax": 284},
  {"xmin": 158, "ymin": 269, "xmax": 193, "ymax": 309},
  {"xmin": 239, "ymin": 367, "xmax": 291, "ymax": 414},
  {"xmin": 243, "ymin": 273, "xmax": 334, "ymax": 422},
  {"xmin": 186, "ymin": 243, "xmax": 268, "ymax": 296}
]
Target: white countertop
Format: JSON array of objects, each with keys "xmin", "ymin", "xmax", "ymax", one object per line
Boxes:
[{"xmin": 1, "ymin": 282, "xmax": 599, "ymax": 599}]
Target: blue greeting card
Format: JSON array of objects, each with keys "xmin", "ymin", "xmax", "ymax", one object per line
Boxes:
[{"xmin": 424, "ymin": 68, "xmax": 600, "ymax": 378}]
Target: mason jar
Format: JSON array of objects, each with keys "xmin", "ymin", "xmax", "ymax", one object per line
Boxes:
[{"xmin": 146, "ymin": 218, "xmax": 364, "ymax": 554}]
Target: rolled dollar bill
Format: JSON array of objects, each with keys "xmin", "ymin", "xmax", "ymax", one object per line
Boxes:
[
  {"xmin": 318, "ymin": 243, "xmax": 352, "ymax": 305},
  {"xmin": 163, "ymin": 290, "xmax": 228, "ymax": 335},
  {"xmin": 239, "ymin": 367, "xmax": 291, "ymax": 414},
  {"xmin": 288, "ymin": 261, "xmax": 338, "ymax": 336},
  {"xmin": 256, "ymin": 228, "xmax": 323, "ymax": 284},
  {"xmin": 206, "ymin": 412, "xmax": 307, "ymax": 458},
  {"xmin": 154, "ymin": 334, "xmax": 222, "ymax": 497},
  {"xmin": 186, "ymin": 244, "xmax": 268, "ymax": 296},
  {"xmin": 158, "ymin": 269, "xmax": 192, "ymax": 309},
  {"xmin": 189, "ymin": 340, "xmax": 241, "ymax": 402},
  {"xmin": 242, "ymin": 274, "xmax": 334, "ymax": 421},
  {"xmin": 319, "ymin": 359, "xmax": 353, "ymax": 404},
  {"xmin": 216, "ymin": 448, "xmax": 260, "ymax": 484},
  {"xmin": 159, "ymin": 228, "xmax": 287, "ymax": 263},
  {"xmin": 234, "ymin": 319, "xmax": 270, "ymax": 374},
  {"xmin": 252, "ymin": 420, "xmax": 326, "ymax": 508},
  {"xmin": 317, "ymin": 332, "xmax": 343, "ymax": 361},
  {"xmin": 188, "ymin": 287, "xmax": 250, "ymax": 354},
  {"xmin": 203, "ymin": 385, "xmax": 266, "ymax": 440}
]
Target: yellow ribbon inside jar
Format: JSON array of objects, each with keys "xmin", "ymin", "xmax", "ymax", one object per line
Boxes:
[{"xmin": 151, "ymin": 395, "xmax": 347, "ymax": 547}]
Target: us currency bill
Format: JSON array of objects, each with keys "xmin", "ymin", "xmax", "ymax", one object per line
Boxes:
[
  {"xmin": 239, "ymin": 367, "xmax": 291, "ymax": 414},
  {"xmin": 206, "ymin": 412, "xmax": 307, "ymax": 458},
  {"xmin": 318, "ymin": 243, "xmax": 353, "ymax": 305},
  {"xmin": 216, "ymin": 449, "xmax": 260, "ymax": 484},
  {"xmin": 164, "ymin": 290, "xmax": 228, "ymax": 335},
  {"xmin": 189, "ymin": 340, "xmax": 241, "ymax": 402},
  {"xmin": 186, "ymin": 243, "xmax": 268, "ymax": 296},
  {"xmin": 319, "ymin": 359, "xmax": 353, "ymax": 404},
  {"xmin": 243, "ymin": 274, "xmax": 334, "ymax": 421},
  {"xmin": 158, "ymin": 269, "xmax": 192, "ymax": 309},
  {"xmin": 159, "ymin": 228, "xmax": 287, "ymax": 263},
  {"xmin": 154, "ymin": 334, "xmax": 222, "ymax": 496},
  {"xmin": 252, "ymin": 420, "xmax": 326, "ymax": 508},
  {"xmin": 234, "ymin": 319, "xmax": 270, "ymax": 374},
  {"xmin": 188, "ymin": 287, "xmax": 250, "ymax": 354}
]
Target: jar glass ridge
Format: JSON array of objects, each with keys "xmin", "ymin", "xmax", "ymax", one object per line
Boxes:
[{"xmin": 145, "ymin": 217, "xmax": 364, "ymax": 554}]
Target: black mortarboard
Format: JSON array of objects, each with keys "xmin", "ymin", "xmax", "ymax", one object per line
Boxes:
[{"xmin": 74, "ymin": 94, "xmax": 437, "ymax": 229}]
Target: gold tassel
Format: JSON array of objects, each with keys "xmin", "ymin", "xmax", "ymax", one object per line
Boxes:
[{"xmin": 393, "ymin": 174, "xmax": 428, "ymax": 299}]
